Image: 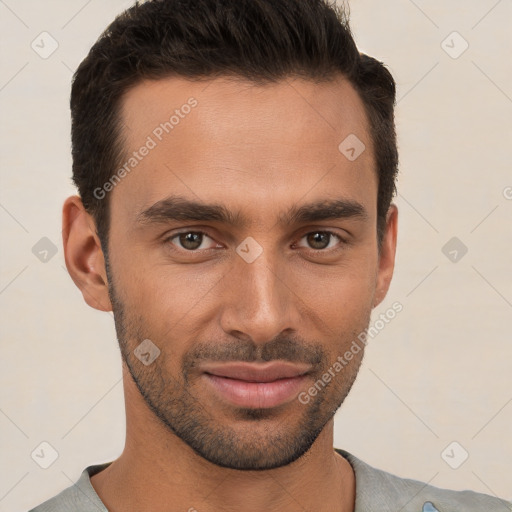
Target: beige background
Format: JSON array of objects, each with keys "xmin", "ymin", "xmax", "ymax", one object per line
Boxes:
[{"xmin": 0, "ymin": 1, "xmax": 511, "ymax": 510}]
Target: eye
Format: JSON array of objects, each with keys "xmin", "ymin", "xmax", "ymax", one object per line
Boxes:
[
  {"xmin": 295, "ymin": 231, "xmax": 344, "ymax": 251},
  {"xmin": 164, "ymin": 229, "xmax": 346, "ymax": 254},
  {"xmin": 166, "ymin": 230, "xmax": 219, "ymax": 251}
]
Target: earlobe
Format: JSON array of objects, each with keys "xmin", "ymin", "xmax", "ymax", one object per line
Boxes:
[
  {"xmin": 373, "ymin": 204, "xmax": 398, "ymax": 308},
  {"xmin": 62, "ymin": 195, "xmax": 113, "ymax": 312}
]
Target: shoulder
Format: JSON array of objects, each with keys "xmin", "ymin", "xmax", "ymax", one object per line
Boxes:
[
  {"xmin": 336, "ymin": 448, "xmax": 512, "ymax": 512},
  {"xmin": 28, "ymin": 463, "xmax": 110, "ymax": 512}
]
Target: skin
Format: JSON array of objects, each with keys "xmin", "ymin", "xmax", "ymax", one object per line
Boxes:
[{"xmin": 63, "ymin": 74, "xmax": 398, "ymax": 512}]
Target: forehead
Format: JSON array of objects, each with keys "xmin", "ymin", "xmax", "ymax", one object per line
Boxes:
[{"xmin": 112, "ymin": 75, "xmax": 376, "ymax": 225}]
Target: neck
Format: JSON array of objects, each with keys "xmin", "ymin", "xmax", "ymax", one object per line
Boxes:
[{"xmin": 90, "ymin": 368, "xmax": 356, "ymax": 512}]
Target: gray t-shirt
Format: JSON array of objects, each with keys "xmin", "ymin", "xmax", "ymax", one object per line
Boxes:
[{"xmin": 29, "ymin": 449, "xmax": 512, "ymax": 511}]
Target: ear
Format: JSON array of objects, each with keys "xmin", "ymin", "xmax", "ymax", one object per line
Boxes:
[
  {"xmin": 62, "ymin": 195, "xmax": 112, "ymax": 312},
  {"xmin": 373, "ymin": 204, "xmax": 398, "ymax": 308}
]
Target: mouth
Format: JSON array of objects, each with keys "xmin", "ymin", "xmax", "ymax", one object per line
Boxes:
[{"xmin": 200, "ymin": 361, "xmax": 312, "ymax": 409}]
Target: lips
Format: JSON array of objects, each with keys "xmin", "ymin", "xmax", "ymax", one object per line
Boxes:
[
  {"xmin": 200, "ymin": 361, "xmax": 312, "ymax": 382},
  {"xmin": 200, "ymin": 361, "xmax": 312, "ymax": 408}
]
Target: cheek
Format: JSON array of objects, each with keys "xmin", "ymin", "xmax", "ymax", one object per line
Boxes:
[
  {"xmin": 118, "ymin": 259, "xmax": 224, "ymax": 336},
  {"xmin": 296, "ymin": 276, "xmax": 374, "ymax": 336},
  {"xmin": 292, "ymin": 251, "xmax": 378, "ymax": 315}
]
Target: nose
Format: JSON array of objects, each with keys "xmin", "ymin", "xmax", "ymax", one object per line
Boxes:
[{"xmin": 218, "ymin": 245, "xmax": 302, "ymax": 345}]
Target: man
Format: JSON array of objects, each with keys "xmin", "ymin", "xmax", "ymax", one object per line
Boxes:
[{"xmin": 30, "ymin": 0, "xmax": 511, "ymax": 511}]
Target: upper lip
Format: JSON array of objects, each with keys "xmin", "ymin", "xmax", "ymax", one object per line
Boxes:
[{"xmin": 200, "ymin": 361, "xmax": 312, "ymax": 382}]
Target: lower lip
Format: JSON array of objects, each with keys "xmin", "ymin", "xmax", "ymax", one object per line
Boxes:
[{"xmin": 203, "ymin": 373, "xmax": 309, "ymax": 408}]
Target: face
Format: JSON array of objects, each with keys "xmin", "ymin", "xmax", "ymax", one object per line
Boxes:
[{"xmin": 71, "ymin": 75, "xmax": 397, "ymax": 470}]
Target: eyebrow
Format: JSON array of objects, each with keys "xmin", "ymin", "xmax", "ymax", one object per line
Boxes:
[{"xmin": 135, "ymin": 194, "xmax": 368, "ymax": 228}]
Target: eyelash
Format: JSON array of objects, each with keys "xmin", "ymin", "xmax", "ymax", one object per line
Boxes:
[{"xmin": 164, "ymin": 229, "xmax": 347, "ymax": 254}]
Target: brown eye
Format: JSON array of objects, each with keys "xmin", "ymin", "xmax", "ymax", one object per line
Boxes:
[
  {"xmin": 297, "ymin": 231, "xmax": 343, "ymax": 251},
  {"xmin": 178, "ymin": 232, "xmax": 203, "ymax": 250},
  {"xmin": 167, "ymin": 231, "xmax": 217, "ymax": 251}
]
